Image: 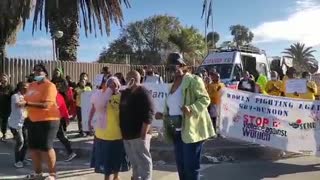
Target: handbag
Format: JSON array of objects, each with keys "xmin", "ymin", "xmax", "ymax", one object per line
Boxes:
[{"xmin": 165, "ymin": 115, "xmax": 182, "ymax": 138}]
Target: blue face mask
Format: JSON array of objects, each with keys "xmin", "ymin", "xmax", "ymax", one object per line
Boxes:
[{"xmin": 34, "ymin": 75, "xmax": 45, "ymax": 82}]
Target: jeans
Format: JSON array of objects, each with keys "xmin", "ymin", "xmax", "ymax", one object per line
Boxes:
[
  {"xmin": 124, "ymin": 135, "xmax": 153, "ymax": 180},
  {"xmin": 76, "ymin": 107, "xmax": 82, "ymax": 133},
  {"xmin": 0, "ymin": 114, "xmax": 9, "ymax": 137},
  {"xmin": 56, "ymin": 119, "xmax": 73, "ymax": 155},
  {"xmin": 10, "ymin": 127, "xmax": 28, "ymax": 163},
  {"xmin": 173, "ymin": 131, "xmax": 204, "ymax": 180}
]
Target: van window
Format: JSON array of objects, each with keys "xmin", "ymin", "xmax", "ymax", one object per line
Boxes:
[
  {"xmin": 257, "ymin": 63, "xmax": 267, "ymax": 76},
  {"xmin": 200, "ymin": 64, "xmax": 233, "ymax": 79},
  {"xmin": 233, "ymin": 64, "xmax": 242, "ymax": 81},
  {"xmin": 241, "ymin": 55, "xmax": 259, "ymax": 80}
]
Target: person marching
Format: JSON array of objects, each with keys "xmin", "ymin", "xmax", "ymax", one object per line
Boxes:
[
  {"xmin": 300, "ymin": 71, "xmax": 318, "ymax": 100},
  {"xmin": 55, "ymin": 79, "xmax": 77, "ymax": 162},
  {"xmin": 89, "ymin": 77, "xmax": 129, "ymax": 180},
  {"xmin": 155, "ymin": 53, "xmax": 215, "ymax": 180},
  {"xmin": 8, "ymin": 82, "xmax": 29, "ymax": 168},
  {"xmin": 74, "ymin": 79, "xmax": 92, "ymax": 137},
  {"xmin": 265, "ymin": 71, "xmax": 283, "ymax": 96},
  {"xmin": 207, "ymin": 72, "xmax": 225, "ymax": 133},
  {"xmin": 120, "ymin": 71, "xmax": 154, "ymax": 180},
  {"xmin": 24, "ymin": 64, "xmax": 61, "ymax": 180}
]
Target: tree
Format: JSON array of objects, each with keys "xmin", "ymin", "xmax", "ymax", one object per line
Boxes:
[
  {"xmin": 206, "ymin": 31, "xmax": 220, "ymax": 49},
  {"xmin": 123, "ymin": 15, "xmax": 181, "ymax": 64},
  {"xmin": 282, "ymin": 42, "xmax": 317, "ymax": 73},
  {"xmin": 0, "ymin": 0, "xmax": 33, "ymax": 62},
  {"xmin": 11, "ymin": 0, "xmax": 130, "ymax": 61},
  {"xmin": 168, "ymin": 26, "xmax": 206, "ymax": 64},
  {"xmin": 98, "ymin": 36, "xmax": 133, "ymax": 64},
  {"xmin": 47, "ymin": 0, "xmax": 79, "ymax": 61},
  {"xmin": 229, "ymin": 24, "xmax": 254, "ymax": 46}
]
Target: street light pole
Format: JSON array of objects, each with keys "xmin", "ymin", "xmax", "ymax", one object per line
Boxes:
[
  {"xmin": 52, "ymin": 37, "xmax": 56, "ymax": 61},
  {"xmin": 51, "ymin": 31, "xmax": 64, "ymax": 61}
]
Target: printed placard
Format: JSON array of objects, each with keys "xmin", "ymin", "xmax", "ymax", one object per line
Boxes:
[{"xmin": 219, "ymin": 88, "xmax": 320, "ymax": 155}]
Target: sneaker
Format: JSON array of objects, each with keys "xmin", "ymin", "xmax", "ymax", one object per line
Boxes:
[
  {"xmin": 0, "ymin": 135, "xmax": 6, "ymax": 142},
  {"xmin": 14, "ymin": 161, "xmax": 24, "ymax": 168},
  {"xmin": 25, "ymin": 173, "xmax": 44, "ymax": 180},
  {"xmin": 65, "ymin": 153, "xmax": 77, "ymax": 162},
  {"xmin": 23, "ymin": 160, "xmax": 32, "ymax": 166}
]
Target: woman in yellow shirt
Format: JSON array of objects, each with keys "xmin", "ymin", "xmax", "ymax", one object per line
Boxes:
[
  {"xmin": 300, "ymin": 72, "xmax": 318, "ymax": 100},
  {"xmin": 88, "ymin": 77, "xmax": 129, "ymax": 180},
  {"xmin": 265, "ymin": 71, "xmax": 283, "ymax": 96},
  {"xmin": 207, "ymin": 72, "xmax": 224, "ymax": 132}
]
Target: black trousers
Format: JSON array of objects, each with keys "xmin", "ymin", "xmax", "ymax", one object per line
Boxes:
[
  {"xmin": 10, "ymin": 127, "xmax": 28, "ymax": 163},
  {"xmin": 56, "ymin": 119, "xmax": 73, "ymax": 155},
  {"xmin": 0, "ymin": 114, "xmax": 9, "ymax": 136}
]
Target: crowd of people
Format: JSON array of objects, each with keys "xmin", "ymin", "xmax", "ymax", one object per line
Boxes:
[
  {"xmin": 0, "ymin": 52, "xmax": 215, "ymax": 180},
  {"xmin": 1, "ymin": 50, "xmax": 317, "ymax": 180}
]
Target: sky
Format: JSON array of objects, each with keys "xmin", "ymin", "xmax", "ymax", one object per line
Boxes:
[{"xmin": 7, "ymin": 0, "xmax": 320, "ymax": 62}]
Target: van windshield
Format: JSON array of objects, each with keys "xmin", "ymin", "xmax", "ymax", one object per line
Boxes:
[{"xmin": 200, "ymin": 64, "xmax": 233, "ymax": 79}]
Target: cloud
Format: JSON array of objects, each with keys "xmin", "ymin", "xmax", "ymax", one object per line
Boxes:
[
  {"xmin": 252, "ymin": 0, "xmax": 320, "ymax": 47},
  {"xmin": 18, "ymin": 37, "xmax": 52, "ymax": 48}
]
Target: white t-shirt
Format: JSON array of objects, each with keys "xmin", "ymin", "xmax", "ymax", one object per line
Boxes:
[
  {"xmin": 8, "ymin": 93, "xmax": 27, "ymax": 129},
  {"xmin": 166, "ymin": 85, "xmax": 183, "ymax": 131},
  {"xmin": 167, "ymin": 85, "xmax": 183, "ymax": 116},
  {"xmin": 144, "ymin": 75, "xmax": 163, "ymax": 84}
]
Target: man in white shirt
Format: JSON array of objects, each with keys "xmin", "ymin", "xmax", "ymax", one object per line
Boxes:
[{"xmin": 143, "ymin": 65, "xmax": 164, "ymax": 84}]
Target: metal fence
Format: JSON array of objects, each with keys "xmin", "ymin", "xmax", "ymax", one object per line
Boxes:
[{"xmin": 1, "ymin": 57, "xmax": 175, "ymax": 86}]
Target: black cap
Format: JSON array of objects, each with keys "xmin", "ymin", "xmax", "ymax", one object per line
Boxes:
[{"xmin": 167, "ymin": 53, "xmax": 186, "ymax": 66}]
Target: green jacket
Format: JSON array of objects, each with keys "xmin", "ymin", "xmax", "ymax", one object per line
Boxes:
[{"xmin": 163, "ymin": 73, "xmax": 216, "ymax": 143}]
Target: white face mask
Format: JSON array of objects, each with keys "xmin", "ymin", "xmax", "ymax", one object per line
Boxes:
[{"xmin": 271, "ymin": 77, "xmax": 277, "ymax": 81}]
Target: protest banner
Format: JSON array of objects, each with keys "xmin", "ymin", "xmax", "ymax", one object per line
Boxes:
[
  {"xmin": 81, "ymin": 83, "xmax": 170, "ymax": 131},
  {"xmin": 81, "ymin": 91, "xmax": 94, "ymax": 132},
  {"xmin": 93, "ymin": 74, "xmax": 104, "ymax": 89},
  {"xmin": 219, "ymin": 88, "xmax": 320, "ymax": 155}
]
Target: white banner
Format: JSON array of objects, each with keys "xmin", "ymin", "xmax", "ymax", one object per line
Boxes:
[
  {"xmin": 81, "ymin": 84, "xmax": 170, "ymax": 131},
  {"xmin": 81, "ymin": 91, "xmax": 94, "ymax": 132},
  {"xmin": 219, "ymin": 88, "xmax": 320, "ymax": 155}
]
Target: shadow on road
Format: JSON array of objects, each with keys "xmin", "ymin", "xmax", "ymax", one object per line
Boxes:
[{"xmin": 201, "ymin": 161, "xmax": 320, "ymax": 180}]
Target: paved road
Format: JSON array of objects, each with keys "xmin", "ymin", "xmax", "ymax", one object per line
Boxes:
[{"xmin": 2, "ymin": 141, "xmax": 320, "ymax": 180}]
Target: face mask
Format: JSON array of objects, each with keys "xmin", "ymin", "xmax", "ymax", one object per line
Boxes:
[
  {"xmin": 305, "ymin": 76, "xmax": 311, "ymax": 80},
  {"xmin": 271, "ymin": 77, "xmax": 277, "ymax": 81},
  {"xmin": 34, "ymin": 75, "xmax": 45, "ymax": 82}
]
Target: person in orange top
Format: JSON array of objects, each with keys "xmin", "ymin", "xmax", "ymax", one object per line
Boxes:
[
  {"xmin": 207, "ymin": 72, "xmax": 224, "ymax": 132},
  {"xmin": 265, "ymin": 71, "xmax": 283, "ymax": 96},
  {"xmin": 23, "ymin": 64, "xmax": 60, "ymax": 180}
]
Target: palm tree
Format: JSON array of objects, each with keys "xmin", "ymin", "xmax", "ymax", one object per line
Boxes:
[
  {"xmin": 282, "ymin": 42, "xmax": 317, "ymax": 72},
  {"xmin": 0, "ymin": 0, "xmax": 33, "ymax": 62},
  {"xmin": 7, "ymin": 0, "xmax": 130, "ymax": 61}
]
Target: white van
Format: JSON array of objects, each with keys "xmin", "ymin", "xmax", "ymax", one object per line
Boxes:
[{"xmin": 198, "ymin": 47, "xmax": 270, "ymax": 88}]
